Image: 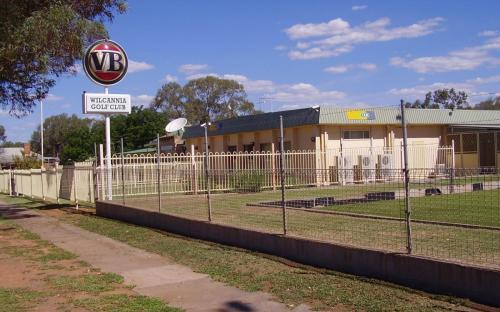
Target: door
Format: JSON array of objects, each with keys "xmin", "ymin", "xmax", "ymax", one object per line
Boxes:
[{"xmin": 479, "ymin": 133, "xmax": 496, "ymax": 167}]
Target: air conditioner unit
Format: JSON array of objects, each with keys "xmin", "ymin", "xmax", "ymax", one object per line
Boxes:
[
  {"xmin": 379, "ymin": 154, "xmax": 394, "ymax": 180},
  {"xmin": 360, "ymin": 155, "xmax": 375, "ymax": 182},
  {"xmin": 342, "ymin": 155, "xmax": 354, "ymax": 184}
]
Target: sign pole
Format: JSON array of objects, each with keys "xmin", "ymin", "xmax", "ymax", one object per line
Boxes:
[{"xmin": 105, "ymin": 87, "xmax": 113, "ymax": 200}]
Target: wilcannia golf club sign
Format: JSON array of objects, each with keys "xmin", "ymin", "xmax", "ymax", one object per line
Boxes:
[{"xmin": 82, "ymin": 39, "xmax": 131, "ymax": 200}]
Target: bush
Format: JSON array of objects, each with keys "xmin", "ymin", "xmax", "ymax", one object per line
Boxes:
[{"xmin": 230, "ymin": 172, "xmax": 265, "ymax": 193}]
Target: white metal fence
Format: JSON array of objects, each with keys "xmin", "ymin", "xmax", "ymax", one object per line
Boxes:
[{"xmin": 0, "ymin": 144, "xmax": 453, "ymax": 203}]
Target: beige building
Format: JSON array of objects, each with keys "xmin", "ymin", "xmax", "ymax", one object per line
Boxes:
[{"xmin": 182, "ymin": 107, "xmax": 500, "ymax": 169}]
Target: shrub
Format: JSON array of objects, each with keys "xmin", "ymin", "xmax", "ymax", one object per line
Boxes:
[{"xmin": 230, "ymin": 171, "xmax": 265, "ymax": 193}]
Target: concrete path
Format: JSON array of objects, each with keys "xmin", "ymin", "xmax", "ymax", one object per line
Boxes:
[{"xmin": 0, "ymin": 201, "xmax": 309, "ymax": 312}]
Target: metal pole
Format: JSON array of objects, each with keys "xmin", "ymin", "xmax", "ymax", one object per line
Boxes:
[
  {"xmin": 40, "ymin": 99, "xmax": 45, "ymax": 199},
  {"xmin": 279, "ymin": 115, "xmax": 287, "ymax": 235},
  {"xmin": 204, "ymin": 124, "xmax": 212, "ymax": 221},
  {"xmin": 400, "ymin": 100, "xmax": 412, "ymax": 254},
  {"xmin": 121, "ymin": 138, "xmax": 126, "ymax": 205},
  {"xmin": 40, "ymin": 99, "xmax": 44, "ymax": 165},
  {"xmin": 157, "ymin": 134, "xmax": 161, "ymax": 213},
  {"xmin": 104, "ymin": 87, "xmax": 112, "ymax": 200}
]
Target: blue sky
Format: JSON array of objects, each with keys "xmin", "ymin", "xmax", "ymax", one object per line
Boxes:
[{"xmin": 3, "ymin": 0, "xmax": 500, "ymax": 142}]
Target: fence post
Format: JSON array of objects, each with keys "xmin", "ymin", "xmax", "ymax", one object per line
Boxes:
[
  {"xmin": 30, "ymin": 169, "xmax": 33, "ymax": 198},
  {"xmin": 157, "ymin": 134, "xmax": 161, "ymax": 213},
  {"xmin": 40, "ymin": 164, "xmax": 45, "ymax": 200},
  {"xmin": 73, "ymin": 165, "xmax": 79, "ymax": 209},
  {"xmin": 279, "ymin": 115, "xmax": 287, "ymax": 235},
  {"xmin": 121, "ymin": 138, "xmax": 126, "ymax": 205},
  {"xmin": 203, "ymin": 124, "xmax": 212, "ymax": 221},
  {"xmin": 99, "ymin": 144, "xmax": 105, "ymax": 200},
  {"xmin": 191, "ymin": 145, "xmax": 198, "ymax": 194},
  {"xmin": 55, "ymin": 164, "xmax": 60, "ymax": 204},
  {"xmin": 450, "ymin": 139, "xmax": 455, "ymax": 193},
  {"xmin": 400, "ymin": 100, "xmax": 412, "ymax": 254}
]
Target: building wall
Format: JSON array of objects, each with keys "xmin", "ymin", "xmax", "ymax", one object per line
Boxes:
[{"xmin": 186, "ymin": 124, "xmax": 445, "ymax": 154}]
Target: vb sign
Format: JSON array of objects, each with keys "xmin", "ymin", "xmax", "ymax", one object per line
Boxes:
[{"xmin": 83, "ymin": 39, "xmax": 128, "ymax": 86}]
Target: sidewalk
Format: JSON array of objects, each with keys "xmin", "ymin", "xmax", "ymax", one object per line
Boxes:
[{"xmin": 0, "ymin": 200, "xmax": 309, "ymax": 312}]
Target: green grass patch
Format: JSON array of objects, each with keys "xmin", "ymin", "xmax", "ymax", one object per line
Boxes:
[
  {"xmin": 0, "ymin": 288, "xmax": 44, "ymax": 312},
  {"xmin": 323, "ymin": 189, "xmax": 500, "ymax": 227},
  {"xmin": 64, "ymin": 213, "xmax": 470, "ymax": 311},
  {"xmin": 48, "ymin": 273, "xmax": 124, "ymax": 294},
  {"xmin": 73, "ymin": 294, "xmax": 181, "ymax": 312}
]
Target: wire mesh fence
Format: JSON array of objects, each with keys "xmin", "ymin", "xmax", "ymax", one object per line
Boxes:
[
  {"xmin": 1, "ymin": 145, "xmax": 498, "ymax": 269},
  {"xmin": 102, "ymin": 152, "xmax": 499, "ymax": 269}
]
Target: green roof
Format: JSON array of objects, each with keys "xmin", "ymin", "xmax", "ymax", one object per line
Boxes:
[{"xmin": 182, "ymin": 106, "xmax": 500, "ymax": 139}]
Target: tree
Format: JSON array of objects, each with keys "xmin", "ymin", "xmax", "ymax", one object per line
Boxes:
[
  {"xmin": 404, "ymin": 88, "xmax": 469, "ymax": 109},
  {"xmin": 431, "ymin": 88, "xmax": 469, "ymax": 109},
  {"xmin": 110, "ymin": 106, "xmax": 165, "ymax": 151},
  {"xmin": 30, "ymin": 114, "xmax": 95, "ymax": 160},
  {"xmin": 473, "ymin": 97, "xmax": 500, "ymax": 110},
  {"xmin": 0, "ymin": 125, "xmax": 5, "ymax": 143},
  {"xmin": 0, "ymin": 0, "xmax": 126, "ymax": 116},
  {"xmin": 151, "ymin": 76, "xmax": 260, "ymax": 124}
]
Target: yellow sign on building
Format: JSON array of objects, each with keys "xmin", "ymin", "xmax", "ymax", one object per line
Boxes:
[{"xmin": 346, "ymin": 110, "xmax": 375, "ymax": 120}]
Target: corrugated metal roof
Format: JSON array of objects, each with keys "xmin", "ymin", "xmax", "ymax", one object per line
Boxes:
[
  {"xmin": 319, "ymin": 107, "xmax": 500, "ymax": 126},
  {"xmin": 182, "ymin": 106, "xmax": 500, "ymax": 138},
  {"xmin": 0, "ymin": 147, "xmax": 23, "ymax": 164},
  {"xmin": 183, "ymin": 108, "xmax": 319, "ymax": 139}
]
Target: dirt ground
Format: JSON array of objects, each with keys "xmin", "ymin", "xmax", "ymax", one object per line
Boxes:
[{"xmin": 0, "ymin": 219, "xmax": 139, "ymax": 312}]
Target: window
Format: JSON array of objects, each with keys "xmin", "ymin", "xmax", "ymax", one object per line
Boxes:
[
  {"xmin": 243, "ymin": 144, "xmax": 254, "ymax": 153},
  {"xmin": 259, "ymin": 143, "xmax": 272, "ymax": 152},
  {"xmin": 343, "ymin": 130, "xmax": 370, "ymax": 140},
  {"xmin": 227, "ymin": 145, "xmax": 237, "ymax": 153},
  {"xmin": 497, "ymin": 133, "xmax": 500, "ymax": 151},
  {"xmin": 462, "ymin": 133, "xmax": 477, "ymax": 152}
]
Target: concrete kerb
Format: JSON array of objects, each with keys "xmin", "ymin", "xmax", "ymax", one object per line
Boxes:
[{"xmin": 96, "ymin": 200, "xmax": 500, "ymax": 307}]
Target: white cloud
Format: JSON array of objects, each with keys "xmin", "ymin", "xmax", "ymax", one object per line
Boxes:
[
  {"xmin": 286, "ymin": 18, "xmax": 350, "ymax": 40},
  {"xmin": 274, "ymin": 45, "xmax": 287, "ymax": 51},
  {"xmin": 45, "ymin": 94, "xmax": 63, "ymax": 101},
  {"xmin": 388, "ymin": 82, "xmax": 473, "ymax": 98},
  {"xmin": 128, "ymin": 60, "xmax": 154, "ymax": 73},
  {"xmin": 185, "ymin": 72, "xmax": 219, "ymax": 81},
  {"xmin": 163, "ymin": 74, "xmax": 178, "ymax": 83},
  {"xmin": 479, "ymin": 30, "xmax": 498, "ymax": 37},
  {"xmin": 466, "ymin": 75, "xmax": 500, "ymax": 85},
  {"xmin": 178, "ymin": 64, "xmax": 209, "ymax": 74},
  {"xmin": 387, "ymin": 74, "xmax": 500, "ymax": 101},
  {"xmin": 324, "ymin": 63, "xmax": 377, "ymax": 74},
  {"xmin": 131, "ymin": 94, "xmax": 154, "ymax": 107},
  {"xmin": 324, "ymin": 65, "xmax": 350, "ymax": 73},
  {"xmin": 285, "ymin": 17, "xmax": 443, "ymax": 60},
  {"xmin": 352, "ymin": 5, "xmax": 368, "ymax": 11},
  {"xmin": 358, "ymin": 63, "xmax": 377, "ymax": 71},
  {"xmin": 176, "ymin": 64, "xmax": 346, "ymax": 108},
  {"xmin": 390, "ymin": 36, "xmax": 500, "ymax": 73}
]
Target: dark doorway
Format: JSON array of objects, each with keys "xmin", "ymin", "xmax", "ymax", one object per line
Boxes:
[{"xmin": 479, "ymin": 133, "xmax": 496, "ymax": 167}]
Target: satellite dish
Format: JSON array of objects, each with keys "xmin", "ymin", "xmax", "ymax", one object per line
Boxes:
[{"xmin": 165, "ymin": 117, "xmax": 187, "ymax": 136}]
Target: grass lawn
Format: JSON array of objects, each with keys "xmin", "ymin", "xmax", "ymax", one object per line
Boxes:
[
  {"xmin": 0, "ymin": 194, "xmax": 484, "ymax": 311},
  {"xmin": 119, "ymin": 184, "xmax": 500, "ymax": 268}
]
